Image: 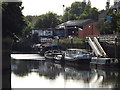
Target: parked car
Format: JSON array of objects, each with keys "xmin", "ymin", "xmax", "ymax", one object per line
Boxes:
[{"xmin": 32, "ymin": 44, "xmax": 42, "ymax": 51}]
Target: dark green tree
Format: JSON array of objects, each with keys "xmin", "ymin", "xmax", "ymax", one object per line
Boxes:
[
  {"xmin": 63, "ymin": 1, "xmax": 99, "ymax": 21},
  {"xmin": 63, "ymin": 7, "xmax": 71, "ymax": 21},
  {"xmin": 90, "ymin": 7, "xmax": 99, "ymax": 20},
  {"xmin": 111, "ymin": 12, "xmax": 120, "ymax": 34},
  {"xmin": 34, "ymin": 12, "xmax": 61, "ymax": 29},
  {"xmin": 2, "ymin": 2, "xmax": 26, "ymax": 89},
  {"xmin": 2, "ymin": 2, "xmax": 26, "ymax": 38},
  {"xmin": 70, "ymin": 2, "xmax": 83, "ymax": 17},
  {"xmin": 63, "ymin": 2, "xmax": 86, "ymax": 21},
  {"xmin": 79, "ymin": 3, "xmax": 92, "ymax": 19},
  {"xmin": 96, "ymin": 12, "xmax": 120, "ymax": 34},
  {"xmin": 23, "ymin": 15, "xmax": 38, "ymax": 36}
]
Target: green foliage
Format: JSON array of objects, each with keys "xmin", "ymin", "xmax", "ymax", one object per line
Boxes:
[
  {"xmin": 2, "ymin": 2, "xmax": 26, "ymax": 38},
  {"xmin": 110, "ymin": 13, "xmax": 120, "ymax": 34},
  {"xmin": 63, "ymin": 1, "xmax": 99, "ymax": 21},
  {"xmin": 90, "ymin": 7, "xmax": 99, "ymax": 20},
  {"xmin": 63, "ymin": 2, "xmax": 85, "ymax": 21},
  {"xmin": 24, "ymin": 1, "xmax": 99, "ymax": 32},
  {"xmin": 34, "ymin": 12, "xmax": 61, "ymax": 29},
  {"xmin": 53, "ymin": 37, "xmax": 83, "ymax": 44},
  {"xmin": 96, "ymin": 12, "xmax": 120, "ymax": 34},
  {"xmin": 25, "ymin": 15, "xmax": 38, "ymax": 25},
  {"xmin": 23, "ymin": 16, "xmax": 37, "ymax": 36},
  {"xmin": 71, "ymin": 2, "xmax": 84, "ymax": 16}
]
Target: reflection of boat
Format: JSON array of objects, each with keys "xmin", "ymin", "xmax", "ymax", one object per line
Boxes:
[
  {"xmin": 89, "ymin": 69, "xmax": 104, "ymax": 88},
  {"xmin": 44, "ymin": 50, "xmax": 64, "ymax": 61},
  {"xmin": 64, "ymin": 49, "xmax": 92, "ymax": 64}
]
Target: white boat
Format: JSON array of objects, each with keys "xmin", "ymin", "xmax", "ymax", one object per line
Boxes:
[
  {"xmin": 44, "ymin": 50, "xmax": 64, "ymax": 61},
  {"xmin": 90, "ymin": 57, "xmax": 119, "ymax": 68},
  {"xmin": 64, "ymin": 49, "xmax": 92, "ymax": 62}
]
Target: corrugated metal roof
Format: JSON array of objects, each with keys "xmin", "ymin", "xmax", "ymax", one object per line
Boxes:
[{"xmin": 56, "ymin": 19, "xmax": 96, "ymax": 29}]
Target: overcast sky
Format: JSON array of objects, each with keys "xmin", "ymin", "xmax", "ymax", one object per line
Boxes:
[{"xmin": 21, "ymin": 0, "xmax": 114, "ymax": 16}]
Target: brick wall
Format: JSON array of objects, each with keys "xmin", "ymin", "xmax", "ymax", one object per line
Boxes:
[{"xmin": 78, "ymin": 22, "xmax": 100, "ymax": 39}]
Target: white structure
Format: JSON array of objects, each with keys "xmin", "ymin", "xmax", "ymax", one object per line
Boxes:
[
  {"xmin": 40, "ymin": 37, "xmax": 53, "ymax": 43},
  {"xmin": 31, "ymin": 29, "xmax": 53, "ymax": 43},
  {"xmin": 88, "ymin": 37, "xmax": 107, "ymax": 57},
  {"xmin": 31, "ymin": 29, "xmax": 53, "ymax": 36}
]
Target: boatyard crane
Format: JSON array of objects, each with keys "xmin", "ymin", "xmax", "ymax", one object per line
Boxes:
[{"xmin": 87, "ymin": 37, "xmax": 107, "ymax": 57}]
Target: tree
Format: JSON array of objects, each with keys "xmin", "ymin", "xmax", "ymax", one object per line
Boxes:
[
  {"xmin": 79, "ymin": 4, "xmax": 92, "ymax": 19},
  {"xmin": 63, "ymin": 1, "xmax": 99, "ymax": 21},
  {"xmin": 111, "ymin": 13, "xmax": 120, "ymax": 34},
  {"xmin": 96, "ymin": 12, "xmax": 120, "ymax": 34},
  {"xmin": 63, "ymin": 2, "xmax": 86, "ymax": 21},
  {"xmin": 63, "ymin": 7, "xmax": 71, "ymax": 21},
  {"xmin": 2, "ymin": 2, "xmax": 26, "ymax": 89},
  {"xmin": 23, "ymin": 15, "xmax": 38, "ymax": 36},
  {"xmin": 90, "ymin": 7, "xmax": 99, "ymax": 20},
  {"xmin": 34, "ymin": 12, "xmax": 61, "ymax": 29},
  {"xmin": 2, "ymin": 2, "xmax": 26, "ymax": 38},
  {"xmin": 70, "ymin": 2, "xmax": 83, "ymax": 17}
]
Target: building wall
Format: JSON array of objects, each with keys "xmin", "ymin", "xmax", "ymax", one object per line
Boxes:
[
  {"xmin": 53, "ymin": 29, "xmax": 65, "ymax": 37},
  {"xmin": 78, "ymin": 22, "xmax": 100, "ymax": 39},
  {"xmin": 31, "ymin": 29, "xmax": 53, "ymax": 36}
]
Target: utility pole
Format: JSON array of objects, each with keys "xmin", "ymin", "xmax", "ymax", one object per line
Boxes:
[
  {"xmin": 63, "ymin": 5, "xmax": 65, "ymax": 16},
  {"xmin": 88, "ymin": 0, "xmax": 91, "ymax": 5},
  {"xmin": 106, "ymin": 0, "xmax": 110, "ymax": 10}
]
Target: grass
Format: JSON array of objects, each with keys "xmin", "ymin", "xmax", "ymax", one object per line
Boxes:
[
  {"xmin": 53, "ymin": 37, "xmax": 84, "ymax": 44},
  {"xmin": 52, "ymin": 37, "xmax": 85, "ymax": 49}
]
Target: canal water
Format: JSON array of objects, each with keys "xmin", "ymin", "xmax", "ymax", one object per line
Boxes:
[{"xmin": 11, "ymin": 54, "xmax": 120, "ymax": 88}]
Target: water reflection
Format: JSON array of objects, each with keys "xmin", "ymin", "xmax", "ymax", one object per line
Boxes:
[{"xmin": 11, "ymin": 59, "xmax": 120, "ymax": 88}]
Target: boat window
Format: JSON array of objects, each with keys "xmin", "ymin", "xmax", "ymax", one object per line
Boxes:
[
  {"xmin": 91, "ymin": 59, "xmax": 96, "ymax": 62},
  {"xmin": 77, "ymin": 51, "xmax": 81, "ymax": 54},
  {"xmin": 106, "ymin": 60, "xmax": 110, "ymax": 64},
  {"xmin": 82, "ymin": 51, "xmax": 88, "ymax": 54},
  {"xmin": 98, "ymin": 60, "xmax": 106, "ymax": 64},
  {"xmin": 54, "ymin": 50, "xmax": 58, "ymax": 53},
  {"xmin": 66, "ymin": 49, "xmax": 89, "ymax": 54},
  {"xmin": 72, "ymin": 50, "xmax": 77, "ymax": 54}
]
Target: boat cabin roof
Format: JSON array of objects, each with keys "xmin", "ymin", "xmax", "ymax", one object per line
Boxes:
[
  {"xmin": 66, "ymin": 49, "xmax": 89, "ymax": 54},
  {"xmin": 67, "ymin": 49, "xmax": 88, "ymax": 52}
]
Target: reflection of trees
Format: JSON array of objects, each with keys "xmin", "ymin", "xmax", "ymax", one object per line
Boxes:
[
  {"xmin": 11, "ymin": 59, "xmax": 91, "ymax": 81},
  {"xmin": 11, "ymin": 60, "xmax": 42, "ymax": 77},
  {"xmin": 38, "ymin": 62, "xmax": 62, "ymax": 80},
  {"xmin": 11, "ymin": 60, "xmax": 30, "ymax": 77},
  {"xmin": 11, "ymin": 60, "xmax": 63, "ymax": 79},
  {"xmin": 11, "ymin": 59, "xmax": 120, "ymax": 88}
]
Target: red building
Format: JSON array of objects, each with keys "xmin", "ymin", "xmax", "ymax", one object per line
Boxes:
[
  {"xmin": 78, "ymin": 22, "xmax": 100, "ymax": 39},
  {"xmin": 56, "ymin": 19, "xmax": 100, "ymax": 39}
]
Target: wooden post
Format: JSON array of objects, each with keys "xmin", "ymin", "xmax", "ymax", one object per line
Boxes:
[{"xmin": 2, "ymin": 37, "xmax": 12, "ymax": 89}]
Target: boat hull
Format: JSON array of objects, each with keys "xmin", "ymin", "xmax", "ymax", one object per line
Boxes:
[
  {"xmin": 65, "ymin": 58, "xmax": 91, "ymax": 65},
  {"xmin": 90, "ymin": 57, "xmax": 120, "ymax": 69}
]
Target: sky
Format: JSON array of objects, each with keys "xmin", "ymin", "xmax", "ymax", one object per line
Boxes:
[{"xmin": 21, "ymin": 0, "xmax": 115, "ymax": 16}]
